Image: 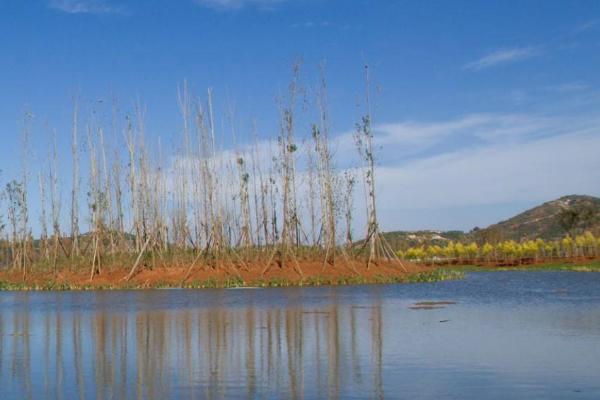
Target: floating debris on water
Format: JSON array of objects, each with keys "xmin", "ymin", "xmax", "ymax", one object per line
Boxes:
[
  {"xmin": 409, "ymin": 300, "xmax": 457, "ymax": 310},
  {"xmin": 414, "ymin": 301, "xmax": 457, "ymax": 306}
]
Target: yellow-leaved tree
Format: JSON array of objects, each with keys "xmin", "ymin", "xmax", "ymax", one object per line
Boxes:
[{"xmin": 482, "ymin": 243, "xmax": 494, "ymax": 261}]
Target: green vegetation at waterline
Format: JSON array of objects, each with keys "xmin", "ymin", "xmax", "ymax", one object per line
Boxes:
[
  {"xmin": 2, "ymin": 260, "xmax": 598, "ymax": 292},
  {"xmin": 0, "ymin": 268, "xmax": 465, "ymax": 291},
  {"xmin": 449, "ymin": 260, "xmax": 600, "ymax": 273}
]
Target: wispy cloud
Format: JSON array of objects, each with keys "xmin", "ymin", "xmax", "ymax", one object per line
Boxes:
[
  {"xmin": 290, "ymin": 21, "xmax": 332, "ymax": 29},
  {"xmin": 48, "ymin": 0, "xmax": 126, "ymax": 15},
  {"xmin": 545, "ymin": 81, "xmax": 588, "ymax": 93},
  {"xmin": 194, "ymin": 0, "xmax": 286, "ymax": 11},
  {"xmin": 464, "ymin": 47, "xmax": 539, "ymax": 71},
  {"xmin": 335, "ymin": 112, "xmax": 560, "ymax": 163},
  {"xmin": 574, "ymin": 19, "xmax": 600, "ymax": 34}
]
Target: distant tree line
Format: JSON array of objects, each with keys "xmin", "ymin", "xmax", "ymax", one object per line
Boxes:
[{"xmin": 399, "ymin": 231, "xmax": 600, "ymax": 265}]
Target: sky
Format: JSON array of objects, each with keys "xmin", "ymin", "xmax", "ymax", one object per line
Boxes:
[{"xmin": 0, "ymin": 0, "xmax": 599, "ymax": 233}]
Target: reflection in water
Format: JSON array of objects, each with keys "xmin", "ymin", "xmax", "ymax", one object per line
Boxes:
[
  {"xmin": 0, "ymin": 293, "xmax": 385, "ymax": 399},
  {"xmin": 1, "ymin": 272, "xmax": 600, "ymax": 399}
]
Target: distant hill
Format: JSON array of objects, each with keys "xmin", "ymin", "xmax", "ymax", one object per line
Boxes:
[
  {"xmin": 381, "ymin": 230, "xmax": 467, "ymax": 250},
  {"xmin": 469, "ymin": 195, "xmax": 600, "ymax": 243},
  {"xmin": 381, "ymin": 195, "xmax": 600, "ymax": 250}
]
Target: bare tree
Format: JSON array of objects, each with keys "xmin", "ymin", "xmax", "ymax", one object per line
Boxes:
[
  {"xmin": 98, "ymin": 126, "xmax": 115, "ymax": 254},
  {"xmin": 49, "ymin": 132, "xmax": 63, "ymax": 274},
  {"xmin": 312, "ymin": 69, "xmax": 338, "ymax": 266},
  {"xmin": 125, "ymin": 115, "xmax": 140, "ymax": 252},
  {"xmin": 250, "ymin": 127, "xmax": 265, "ymax": 248},
  {"xmin": 305, "ymin": 138, "xmax": 318, "ymax": 247},
  {"xmin": 70, "ymin": 99, "xmax": 81, "ymax": 258},
  {"xmin": 87, "ymin": 125, "xmax": 103, "ymax": 279},
  {"xmin": 354, "ymin": 66, "xmax": 405, "ymax": 270},
  {"xmin": 111, "ymin": 98, "xmax": 126, "ymax": 251},
  {"xmin": 19, "ymin": 111, "xmax": 32, "ymax": 277},
  {"xmin": 175, "ymin": 82, "xmax": 191, "ymax": 250},
  {"xmin": 342, "ymin": 170, "xmax": 356, "ymax": 250},
  {"xmin": 263, "ymin": 64, "xmax": 304, "ymax": 277},
  {"xmin": 5, "ymin": 181, "xmax": 23, "ymax": 271},
  {"xmin": 236, "ymin": 156, "xmax": 252, "ymax": 248},
  {"xmin": 38, "ymin": 171, "xmax": 49, "ymax": 261}
]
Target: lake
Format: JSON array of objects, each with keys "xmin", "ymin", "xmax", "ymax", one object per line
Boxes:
[{"xmin": 0, "ymin": 271, "xmax": 599, "ymax": 399}]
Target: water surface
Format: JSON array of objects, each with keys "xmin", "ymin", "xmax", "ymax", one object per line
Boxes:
[{"xmin": 1, "ymin": 271, "xmax": 599, "ymax": 399}]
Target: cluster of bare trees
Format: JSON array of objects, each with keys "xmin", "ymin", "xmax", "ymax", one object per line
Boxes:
[{"xmin": 0, "ymin": 66, "xmax": 401, "ymax": 281}]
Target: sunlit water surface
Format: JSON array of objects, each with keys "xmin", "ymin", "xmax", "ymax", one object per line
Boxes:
[{"xmin": 1, "ymin": 271, "xmax": 599, "ymax": 399}]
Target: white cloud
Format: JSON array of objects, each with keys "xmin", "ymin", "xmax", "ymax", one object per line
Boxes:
[
  {"xmin": 48, "ymin": 0, "xmax": 125, "ymax": 14},
  {"xmin": 464, "ymin": 47, "xmax": 539, "ymax": 70},
  {"xmin": 194, "ymin": 0, "xmax": 286, "ymax": 11},
  {"xmin": 376, "ymin": 130, "xmax": 600, "ymax": 209}
]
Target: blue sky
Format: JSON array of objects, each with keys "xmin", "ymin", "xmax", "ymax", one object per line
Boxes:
[{"xmin": 1, "ymin": 0, "xmax": 599, "ymax": 232}]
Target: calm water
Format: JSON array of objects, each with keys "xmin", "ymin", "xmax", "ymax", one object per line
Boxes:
[{"xmin": 0, "ymin": 271, "xmax": 599, "ymax": 399}]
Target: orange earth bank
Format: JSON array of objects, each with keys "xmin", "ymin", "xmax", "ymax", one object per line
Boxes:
[{"xmin": 0, "ymin": 259, "xmax": 427, "ymax": 289}]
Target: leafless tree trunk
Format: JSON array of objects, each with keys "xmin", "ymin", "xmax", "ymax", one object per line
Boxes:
[
  {"xmin": 49, "ymin": 132, "xmax": 62, "ymax": 275},
  {"xmin": 19, "ymin": 111, "xmax": 32, "ymax": 277},
  {"xmin": 263, "ymin": 64, "xmax": 304, "ymax": 278},
  {"xmin": 342, "ymin": 171, "xmax": 356, "ymax": 250},
  {"xmin": 250, "ymin": 128, "xmax": 264, "ymax": 248},
  {"xmin": 5, "ymin": 181, "xmax": 22, "ymax": 271},
  {"xmin": 87, "ymin": 126, "xmax": 101, "ymax": 279},
  {"xmin": 70, "ymin": 99, "xmax": 80, "ymax": 258},
  {"xmin": 208, "ymin": 89, "xmax": 224, "ymax": 257},
  {"xmin": 313, "ymin": 70, "xmax": 338, "ymax": 265},
  {"xmin": 175, "ymin": 82, "xmax": 191, "ymax": 250},
  {"xmin": 38, "ymin": 171, "xmax": 49, "ymax": 261},
  {"xmin": 111, "ymin": 99, "xmax": 125, "ymax": 252},
  {"xmin": 279, "ymin": 64, "xmax": 301, "ymax": 260},
  {"xmin": 125, "ymin": 115, "xmax": 140, "ymax": 252},
  {"xmin": 305, "ymin": 139, "xmax": 318, "ymax": 247},
  {"xmin": 98, "ymin": 127, "xmax": 115, "ymax": 255},
  {"xmin": 237, "ymin": 156, "xmax": 252, "ymax": 248}
]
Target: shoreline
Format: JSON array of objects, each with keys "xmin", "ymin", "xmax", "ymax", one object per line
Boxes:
[
  {"xmin": 0, "ymin": 260, "xmax": 441, "ymax": 291},
  {"xmin": 0, "ymin": 270, "xmax": 464, "ymax": 291},
  {"xmin": 0, "ymin": 259, "xmax": 598, "ymax": 292}
]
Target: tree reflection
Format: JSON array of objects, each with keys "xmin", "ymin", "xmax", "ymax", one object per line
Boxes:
[{"xmin": 0, "ymin": 291, "xmax": 385, "ymax": 399}]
